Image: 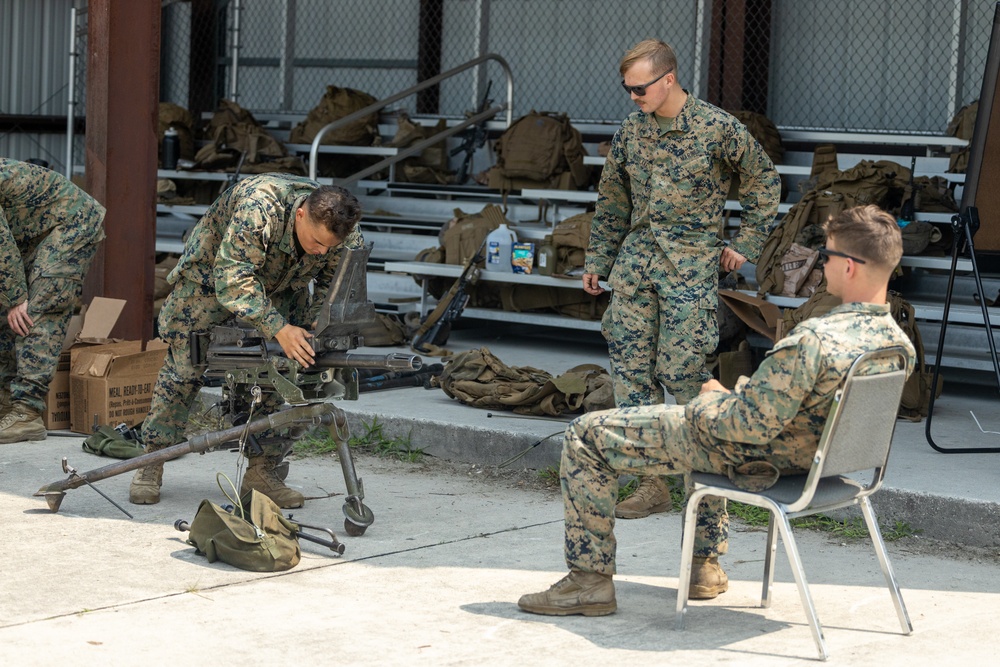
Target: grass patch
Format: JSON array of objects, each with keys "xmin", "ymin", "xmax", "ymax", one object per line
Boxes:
[
  {"xmin": 348, "ymin": 417, "xmax": 424, "ymax": 463},
  {"xmin": 729, "ymin": 501, "xmax": 920, "ymax": 541},
  {"xmin": 293, "ymin": 417, "xmax": 423, "ymax": 462},
  {"xmin": 538, "ymin": 466, "xmax": 560, "ymax": 486}
]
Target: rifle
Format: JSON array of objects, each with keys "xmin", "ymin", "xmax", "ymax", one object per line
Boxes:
[
  {"xmin": 411, "ymin": 239, "xmax": 486, "ymax": 353},
  {"xmin": 898, "ymin": 156, "xmax": 920, "ymax": 224},
  {"xmin": 450, "ymin": 81, "xmax": 493, "ymax": 185}
]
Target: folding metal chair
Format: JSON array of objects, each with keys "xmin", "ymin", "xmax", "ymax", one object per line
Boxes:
[{"xmin": 675, "ymin": 347, "xmax": 913, "ymax": 661}]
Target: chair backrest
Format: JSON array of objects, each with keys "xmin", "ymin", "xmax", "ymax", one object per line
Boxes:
[{"xmin": 790, "ymin": 347, "xmax": 909, "ymax": 511}]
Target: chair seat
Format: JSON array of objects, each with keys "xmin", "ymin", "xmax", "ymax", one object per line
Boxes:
[{"xmin": 690, "ymin": 471, "xmax": 867, "ymax": 510}]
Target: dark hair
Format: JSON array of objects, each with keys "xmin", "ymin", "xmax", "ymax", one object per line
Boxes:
[
  {"xmin": 823, "ymin": 205, "xmax": 902, "ymax": 271},
  {"xmin": 304, "ymin": 185, "xmax": 361, "ymax": 239}
]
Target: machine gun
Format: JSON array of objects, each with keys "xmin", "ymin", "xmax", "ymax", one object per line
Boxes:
[
  {"xmin": 450, "ymin": 80, "xmax": 494, "ymax": 185},
  {"xmin": 37, "ymin": 243, "xmax": 419, "ymax": 540}
]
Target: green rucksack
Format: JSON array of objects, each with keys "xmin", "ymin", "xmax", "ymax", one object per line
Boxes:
[
  {"xmin": 487, "ymin": 111, "xmax": 590, "ymax": 191},
  {"xmin": 193, "ymin": 99, "xmax": 306, "ymax": 175},
  {"xmin": 946, "ymin": 100, "xmax": 978, "ymax": 173},
  {"xmin": 290, "ymin": 85, "xmax": 379, "ymax": 146},
  {"xmin": 184, "ymin": 489, "xmax": 301, "ymax": 572},
  {"xmin": 756, "ymin": 159, "xmax": 900, "ymax": 296},
  {"xmin": 551, "ymin": 211, "xmax": 594, "ymax": 274},
  {"xmin": 887, "ymin": 291, "xmax": 943, "ymax": 421}
]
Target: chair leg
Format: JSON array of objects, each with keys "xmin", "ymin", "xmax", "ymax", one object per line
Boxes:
[
  {"xmin": 675, "ymin": 488, "xmax": 706, "ymax": 630},
  {"xmin": 859, "ymin": 497, "xmax": 913, "ymax": 635},
  {"xmin": 761, "ymin": 513, "xmax": 778, "ymax": 608},
  {"xmin": 774, "ymin": 513, "xmax": 829, "ymax": 661}
]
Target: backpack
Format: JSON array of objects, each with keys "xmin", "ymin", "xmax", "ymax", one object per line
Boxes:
[
  {"xmin": 193, "ymin": 99, "xmax": 306, "ymax": 175},
  {"xmin": 289, "ymin": 85, "xmax": 379, "ymax": 146},
  {"xmin": 184, "ymin": 489, "xmax": 301, "ymax": 572},
  {"xmin": 756, "ymin": 159, "xmax": 901, "ymax": 296},
  {"xmin": 887, "ymin": 291, "xmax": 944, "ymax": 421},
  {"xmin": 946, "ymin": 100, "xmax": 978, "ymax": 173},
  {"xmin": 551, "ymin": 211, "xmax": 594, "ymax": 274},
  {"xmin": 487, "ymin": 111, "xmax": 589, "ymax": 190},
  {"xmin": 433, "ymin": 347, "xmax": 614, "ymax": 416},
  {"xmin": 387, "ymin": 112, "xmax": 451, "ymax": 185}
]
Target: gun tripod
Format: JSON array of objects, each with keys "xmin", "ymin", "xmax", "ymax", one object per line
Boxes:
[
  {"xmin": 35, "ymin": 401, "xmax": 376, "ymax": 536},
  {"xmin": 925, "ymin": 206, "xmax": 1000, "ymax": 453}
]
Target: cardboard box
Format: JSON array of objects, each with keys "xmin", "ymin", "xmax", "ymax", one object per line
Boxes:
[
  {"xmin": 69, "ymin": 339, "xmax": 168, "ymax": 434},
  {"xmin": 42, "ymin": 297, "xmax": 127, "ymax": 430},
  {"xmin": 719, "ymin": 289, "xmax": 785, "ymax": 342}
]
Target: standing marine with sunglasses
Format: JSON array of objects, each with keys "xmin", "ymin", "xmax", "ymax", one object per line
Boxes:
[{"xmin": 582, "ymin": 40, "xmax": 781, "ymax": 561}]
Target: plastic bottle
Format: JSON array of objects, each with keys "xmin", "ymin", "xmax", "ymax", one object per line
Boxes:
[
  {"xmin": 485, "ymin": 222, "xmax": 517, "ymax": 272},
  {"xmin": 537, "ymin": 234, "xmax": 557, "ymax": 276},
  {"xmin": 162, "ymin": 126, "xmax": 180, "ymax": 170}
]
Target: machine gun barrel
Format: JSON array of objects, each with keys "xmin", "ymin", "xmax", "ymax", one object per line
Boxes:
[{"xmin": 314, "ymin": 352, "xmax": 421, "ymax": 371}]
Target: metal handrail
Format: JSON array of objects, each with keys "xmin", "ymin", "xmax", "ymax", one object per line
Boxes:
[{"xmin": 307, "ymin": 53, "xmax": 513, "ymax": 184}]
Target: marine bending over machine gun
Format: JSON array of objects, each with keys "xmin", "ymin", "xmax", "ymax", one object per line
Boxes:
[{"xmin": 36, "ymin": 244, "xmax": 421, "ymax": 539}]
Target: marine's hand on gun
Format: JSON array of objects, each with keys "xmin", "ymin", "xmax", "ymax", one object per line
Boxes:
[{"xmin": 275, "ymin": 324, "xmax": 316, "ymax": 368}]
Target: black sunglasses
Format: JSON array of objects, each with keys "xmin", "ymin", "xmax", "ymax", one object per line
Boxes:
[
  {"xmin": 818, "ymin": 247, "xmax": 867, "ymax": 264},
  {"xmin": 621, "ymin": 69, "xmax": 672, "ymax": 96}
]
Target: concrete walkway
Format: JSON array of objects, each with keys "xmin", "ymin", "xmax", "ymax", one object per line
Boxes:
[{"xmin": 2, "ymin": 321, "xmax": 999, "ymax": 665}]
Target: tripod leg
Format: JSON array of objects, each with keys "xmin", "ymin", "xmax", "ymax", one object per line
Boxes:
[{"xmin": 926, "ymin": 208, "xmax": 1000, "ymax": 453}]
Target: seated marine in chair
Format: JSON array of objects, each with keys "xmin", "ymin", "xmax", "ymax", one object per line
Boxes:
[{"xmin": 518, "ymin": 204, "xmax": 916, "ymax": 616}]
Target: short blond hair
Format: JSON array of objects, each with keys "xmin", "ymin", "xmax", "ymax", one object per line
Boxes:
[
  {"xmin": 823, "ymin": 205, "xmax": 902, "ymax": 271},
  {"xmin": 619, "ymin": 39, "xmax": 677, "ymax": 78}
]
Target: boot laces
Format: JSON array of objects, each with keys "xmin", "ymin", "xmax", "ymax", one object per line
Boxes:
[{"xmin": 136, "ymin": 465, "xmax": 161, "ymax": 484}]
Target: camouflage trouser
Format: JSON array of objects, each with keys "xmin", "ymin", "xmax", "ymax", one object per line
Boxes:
[
  {"xmin": 140, "ymin": 280, "xmax": 284, "ymax": 454},
  {"xmin": 0, "ymin": 232, "xmax": 98, "ymax": 413},
  {"xmin": 561, "ymin": 404, "xmax": 731, "ymax": 575},
  {"xmin": 602, "ymin": 255, "xmax": 718, "ymax": 408}
]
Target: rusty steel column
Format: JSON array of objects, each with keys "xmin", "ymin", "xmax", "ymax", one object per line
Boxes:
[
  {"xmin": 84, "ymin": 0, "xmax": 159, "ymax": 342},
  {"xmin": 707, "ymin": 0, "xmax": 772, "ymax": 114}
]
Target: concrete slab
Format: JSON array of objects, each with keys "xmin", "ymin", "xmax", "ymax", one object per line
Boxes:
[{"xmin": 3, "ymin": 319, "xmax": 1000, "ymax": 664}]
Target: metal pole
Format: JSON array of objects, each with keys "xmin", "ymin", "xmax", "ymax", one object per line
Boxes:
[
  {"xmin": 65, "ymin": 5, "xmax": 78, "ymax": 179},
  {"xmin": 473, "ymin": 0, "xmax": 491, "ymax": 109},
  {"xmin": 280, "ymin": 0, "xmax": 297, "ymax": 110},
  {"xmin": 229, "ymin": 0, "xmax": 242, "ymax": 102}
]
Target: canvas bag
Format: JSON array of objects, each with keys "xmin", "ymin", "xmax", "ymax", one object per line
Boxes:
[
  {"xmin": 193, "ymin": 100, "xmax": 305, "ymax": 175},
  {"xmin": 756, "ymin": 159, "xmax": 899, "ymax": 296},
  {"xmin": 487, "ymin": 111, "xmax": 589, "ymax": 190},
  {"xmin": 185, "ymin": 489, "xmax": 301, "ymax": 572},
  {"xmin": 289, "ymin": 85, "xmax": 379, "ymax": 146}
]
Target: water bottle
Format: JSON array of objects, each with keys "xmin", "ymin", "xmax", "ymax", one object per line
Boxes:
[
  {"xmin": 484, "ymin": 223, "xmax": 517, "ymax": 272},
  {"xmin": 162, "ymin": 126, "xmax": 180, "ymax": 170}
]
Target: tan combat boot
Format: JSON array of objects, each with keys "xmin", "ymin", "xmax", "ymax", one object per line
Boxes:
[
  {"xmin": 0, "ymin": 387, "xmax": 11, "ymax": 417},
  {"xmin": 0, "ymin": 403, "xmax": 46, "ymax": 444},
  {"xmin": 129, "ymin": 463, "xmax": 164, "ymax": 504},
  {"xmin": 689, "ymin": 556, "xmax": 729, "ymax": 599},
  {"xmin": 518, "ymin": 570, "xmax": 617, "ymax": 616},
  {"xmin": 240, "ymin": 455, "xmax": 304, "ymax": 509},
  {"xmin": 615, "ymin": 475, "xmax": 673, "ymax": 519}
]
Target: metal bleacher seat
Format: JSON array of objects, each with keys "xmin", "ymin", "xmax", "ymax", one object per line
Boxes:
[{"xmin": 674, "ymin": 346, "xmax": 913, "ymax": 661}]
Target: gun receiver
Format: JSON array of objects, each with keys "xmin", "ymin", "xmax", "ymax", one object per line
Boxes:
[{"xmin": 191, "ymin": 243, "xmax": 422, "ymax": 404}]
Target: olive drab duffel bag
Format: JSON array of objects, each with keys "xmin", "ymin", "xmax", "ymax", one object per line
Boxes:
[{"xmin": 184, "ymin": 489, "xmax": 301, "ymax": 572}]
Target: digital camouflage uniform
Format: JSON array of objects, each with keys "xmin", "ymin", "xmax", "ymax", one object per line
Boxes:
[
  {"xmin": 559, "ymin": 302, "xmax": 915, "ymax": 573},
  {"xmin": 0, "ymin": 158, "xmax": 106, "ymax": 413},
  {"xmin": 141, "ymin": 173, "xmax": 363, "ymax": 455},
  {"xmin": 586, "ymin": 96, "xmax": 781, "ymax": 408}
]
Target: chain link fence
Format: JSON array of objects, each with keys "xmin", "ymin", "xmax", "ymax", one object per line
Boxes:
[{"xmin": 147, "ymin": 1, "xmax": 995, "ymax": 134}]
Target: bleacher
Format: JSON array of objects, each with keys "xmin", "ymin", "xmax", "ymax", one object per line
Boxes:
[{"xmin": 143, "ymin": 108, "xmax": 1000, "ymax": 374}]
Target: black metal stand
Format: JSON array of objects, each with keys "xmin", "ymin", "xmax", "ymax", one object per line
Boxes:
[{"xmin": 925, "ymin": 206, "xmax": 1000, "ymax": 453}]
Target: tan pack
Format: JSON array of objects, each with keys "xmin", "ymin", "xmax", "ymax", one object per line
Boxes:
[{"xmin": 487, "ymin": 111, "xmax": 590, "ymax": 191}]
